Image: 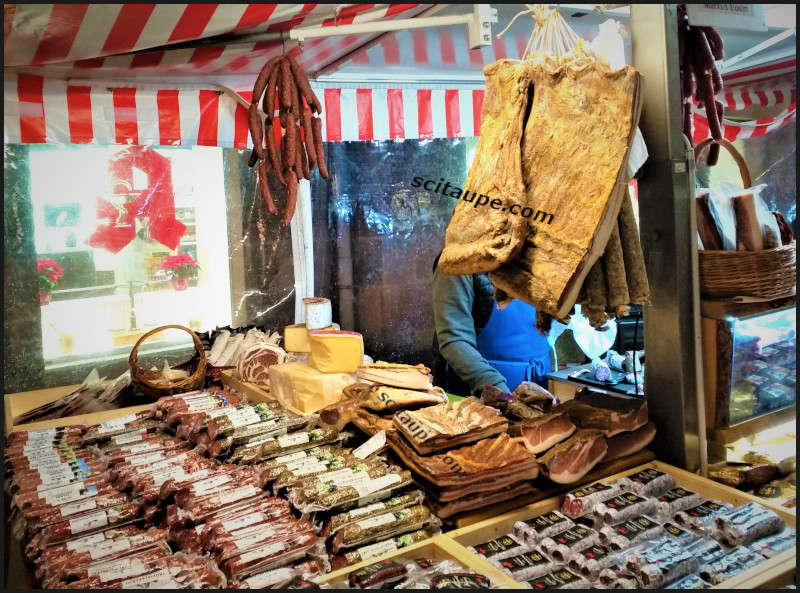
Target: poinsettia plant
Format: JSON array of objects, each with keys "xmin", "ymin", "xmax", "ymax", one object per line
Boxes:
[
  {"xmin": 159, "ymin": 253, "xmax": 200, "ymax": 279},
  {"xmin": 38, "ymin": 258, "xmax": 64, "ymax": 292}
]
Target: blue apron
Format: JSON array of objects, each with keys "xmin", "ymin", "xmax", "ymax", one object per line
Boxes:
[{"xmin": 476, "ymin": 299, "xmax": 552, "ymax": 391}]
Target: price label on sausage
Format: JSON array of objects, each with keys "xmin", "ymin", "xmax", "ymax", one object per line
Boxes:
[
  {"xmin": 275, "ymin": 450, "xmax": 308, "ymax": 464},
  {"xmin": 192, "ymin": 474, "xmax": 233, "ymax": 496},
  {"xmin": 112, "ymin": 430, "xmax": 149, "ymax": 446},
  {"xmin": 65, "ymin": 532, "xmax": 106, "ymax": 551},
  {"xmin": 88, "ymin": 537, "xmax": 132, "ymax": 560},
  {"xmin": 353, "ymin": 473, "xmax": 402, "ymax": 498},
  {"xmin": 278, "ymin": 432, "xmax": 310, "ymax": 449},
  {"xmin": 355, "ymin": 513, "xmax": 395, "ymax": 531},
  {"xmin": 98, "ymin": 414, "xmax": 138, "ymax": 434},
  {"xmin": 358, "ymin": 538, "xmax": 398, "ymax": 560},
  {"xmin": 221, "ymin": 512, "xmax": 262, "ymax": 532},
  {"xmin": 238, "ymin": 542, "xmax": 285, "ymax": 564},
  {"xmin": 59, "ymin": 498, "xmax": 98, "ymax": 517},
  {"xmin": 217, "ymin": 485, "xmax": 258, "ymax": 505},
  {"xmin": 69, "ymin": 510, "xmax": 108, "ymax": 534},
  {"xmin": 124, "ymin": 451, "xmax": 166, "ymax": 466},
  {"xmin": 119, "ymin": 568, "xmax": 174, "ymax": 589},
  {"xmin": 353, "ymin": 431, "xmax": 386, "ymax": 459}
]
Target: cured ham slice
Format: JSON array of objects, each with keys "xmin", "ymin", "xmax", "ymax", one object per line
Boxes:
[
  {"xmin": 558, "ymin": 389, "xmax": 648, "ymax": 438},
  {"xmin": 539, "ymin": 430, "xmax": 608, "ymax": 484},
  {"xmin": 603, "ymin": 422, "xmax": 656, "ymax": 461},
  {"xmin": 520, "ymin": 413, "xmax": 576, "ymax": 454},
  {"xmin": 359, "ymin": 385, "xmax": 448, "ymax": 412},
  {"xmin": 439, "ymin": 60, "xmax": 532, "ymax": 274},
  {"xmin": 426, "ymin": 481, "xmax": 537, "ymax": 519}
]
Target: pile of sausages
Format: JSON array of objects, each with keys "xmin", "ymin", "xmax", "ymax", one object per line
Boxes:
[
  {"xmin": 678, "ymin": 6, "xmax": 725, "ymax": 165},
  {"xmin": 247, "ymin": 55, "xmax": 329, "ymax": 226}
]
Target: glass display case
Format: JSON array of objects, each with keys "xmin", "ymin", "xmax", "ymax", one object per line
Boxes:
[
  {"xmin": 728, "ymin": 307, "xmax": 796, "ymax": 424},
  {"xmin": 702, "ymin": 301, "xmax": 796, "ymax": 434}
]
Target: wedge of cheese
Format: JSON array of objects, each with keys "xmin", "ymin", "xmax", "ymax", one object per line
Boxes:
[
  {"xmin": 308, "ymin": 330, "xmax": 364, "ymax": 374},
  {"xmin": 284, "ymin": 322, "xmax": 340, "ymax": 353},
  {"xmin": 357, "ymin": 363, "xmax": 433, "ymax": 391},
  {"xmin": 269, "ymin": 360, "xmax": 357, "ymax": 413}
]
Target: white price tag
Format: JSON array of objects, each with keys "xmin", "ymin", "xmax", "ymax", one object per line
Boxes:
[
  {"xmin": 97, "ymin": 414, "xmax": 138, "ymax": 434},
  {"xmin": 65, "ymin": 532, "xmax": 106, "ymax": 551},
  {"xmin": 88, "ymin": 537, "xmax": 132, "ymax": 560},
  {"xmin": 124, "ymin": 451, "xmax": 166, "ymax": 465},
  {"xmin": 353, "ymin": 474, "xmax": 402, "ymax": 498},
  {"xmin": 112, "ymin": 430, "xmax": 148, "ymax": 446},
  {"xmin": 353, "ymin": 431, "xmax": 386, "ymax": 459},
  {"xmin": 277, "ymin": 432, "xmax": 309, "ymax": 449},
  {"xmin": 349, "ymin": 500, "xmax": 388, "ymax": 519},
  {"xmin": 192, "ymin": 475, "xmax": 233, "ymax": 496},
  {"xmin": 221, "ymin": 512, "xmax": 261, "ymax": 532},
  {"xmin": 186, "ymin": 398, "xmax": 216, "ymax": 412},
  {"xmin": 122, "ymin": 441, "xmax": 161, "ymax": 455},
  {"xmin": 291, "ymin": 462, "xmax": 329, "ymax": 477},
  {"xmin": 38, "ymin": 466, "xmax": 77, "ymax": 487},
  {"xmin": 148, "ymin": 466, "xmax": 191, "ymax": 487},
  {"xmin": 238, "ymin": 542, "xmax": 285, "ymax": 564},
  {"xmin": 217, "ymin": 485, "xmax": 257, "ymax": 505},
  {"xmin": 42, "ymin": 483, "xmax": 89, "ymax": 505},
  {"xmin": 358, "ymin": 538, "xmax": 398, "ymax": 560},
  {"xmin": 69, "ymin": 510, "xmax": 108, "ymax": 534},
  {"xmin": 120, "ymin": 569, "xmax": 174, "ymax": 589},
  {"xmin": 275, "ymin": 450, "xmax": 308, "ymax": 464},
  {"xmin": 136, "ymin": 452, "xmax": 189, "ymax": 474},
  {"xmin": 355, "ymin": 513, "xmax": 396, "ymax": 531},
  {"xmin": 59, "ymin": 498, "xmax": 97, "ymax": 517}
]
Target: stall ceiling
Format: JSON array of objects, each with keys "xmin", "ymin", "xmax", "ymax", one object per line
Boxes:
[{"xmin": 5, "ymin": 4, "xmax": 795, "ymax": 91}]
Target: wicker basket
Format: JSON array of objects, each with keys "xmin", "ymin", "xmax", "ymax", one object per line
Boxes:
[
  {"xmin": 129, "ymin": 325, "xmax": 207, "ymax": 401},
  {"xmin": 695, "ymin": 138, "xmax": 797, "ymax": 300}
]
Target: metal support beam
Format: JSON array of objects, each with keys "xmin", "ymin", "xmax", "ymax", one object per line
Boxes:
[{"xmin": 630, "ymin": 4, "xmax": 707, "ymax": 473}]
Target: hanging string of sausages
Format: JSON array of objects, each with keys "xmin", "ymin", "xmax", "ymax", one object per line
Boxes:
[
  {"xmin": 248, "ymin": 55, "xmax": 329, "ymax": 226},
  {"xmin": 678, "ymin": 6, "xmax": 725, "ymax": 166}
]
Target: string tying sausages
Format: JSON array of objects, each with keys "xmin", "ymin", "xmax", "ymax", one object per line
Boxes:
[
  {"xmin": 678, "ymin": 6, "xmax": 725, "ymax": 166},
  {"xmin": 248, "ymin": 56, "xmax": 328, "ymax": 226}
]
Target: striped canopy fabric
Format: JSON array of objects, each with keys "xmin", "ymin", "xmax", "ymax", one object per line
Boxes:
[{"xmin": 3, "ymin": 4, "xmax": 796, "ymax": 147}]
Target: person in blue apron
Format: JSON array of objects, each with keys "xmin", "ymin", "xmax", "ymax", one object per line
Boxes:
[{"xmin": 431, "ymin": 252, "xmax": 552, "ymax": 397}]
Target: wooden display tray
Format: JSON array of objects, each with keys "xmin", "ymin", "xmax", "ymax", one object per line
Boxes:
[
  {"xmin": 4, "ymin": 384, "xmax": 156, "ymax": 435},
  {"xmin": 444, "ymin": 460, "xmax": 796, "ymax": 590},
  {"xmin": 317, "ymin": 534, "xmax": 523, "ymax": 589},
  {"xmin": 220, "ymin": 369, "xmax": 306, "ymax": 417}
]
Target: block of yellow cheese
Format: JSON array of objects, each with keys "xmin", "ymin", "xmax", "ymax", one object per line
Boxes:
[
  {"xmin": 268, "ymin": 360, "xmax": 357, "ymax": 413},
  {"xmin": 283, "ymin": 323, "xmax": 339, "ymax": 353},
  {"xmin": 308, "ymin": 330, "xmax": 364, "ymax": 373}
]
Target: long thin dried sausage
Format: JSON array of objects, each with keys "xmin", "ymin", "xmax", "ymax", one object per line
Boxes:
[
  {"xmin": 284, "ymin": 170, "xmax": 299, "ymax": 227},
  {"xmin": 259, "ymin": 160, "xmax": 278, "ymax": 215},
  {"xmin": 312, "ymin": 116, "xmax": 329, "ymax": 179},
  {"xmin": 248, "ymin": 103, "xmax": 264, "ymax": 160},
  {"xmin": 262, "ymin": 64, "xmax": 280, "ymax": 123},
  {"xmin": 603, "ymin": 223, "xmax": 630, "ymax": 315},
  {"xmin": 252, "ymin": 56, "xmax": 281, "ymax": 107},
  {"xmin": 285, "ymin": 112, "xmax": 297, "ymax": 169},
  {"xmin": 296, "ymin": 124, "xmax": 310, "ymax": 181},
  {"xmin": 279, "ymin": 58, "xmax": 293, "ymax": 110},
  {"xmin": 287, "ymin": 55, "xmax": 322, "ymax": 114},
  {"xmin": 301, "ymin": 102, "xmax": 317, "ymax": 167},
  {"xmin": 267, "ymin": 119, "xmax": 285, "ymax": 184}
]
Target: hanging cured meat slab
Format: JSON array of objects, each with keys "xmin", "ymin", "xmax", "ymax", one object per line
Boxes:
[
  {"xmin": 490, "ymin": 59, "xmax": 642, "ymax": 319},
  {"xmin": 439, "ymin": 60, "xmax": 532, "ymax": 274}
]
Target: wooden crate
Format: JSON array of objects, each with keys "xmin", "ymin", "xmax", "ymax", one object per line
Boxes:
[
  {"xmin": 444, "ymin": 461, "xmax": 796, "ymax": 589},
  {"xmin": 317, "ymin": 534, "xmax": 523, "ymax": 589},
  {"xmin": 220, "ymin": 369, "xmax": 306, "ymax": 417},
  {"xmin": 4, "ymin": 384, "xmax": 156, "ymax": 435}
]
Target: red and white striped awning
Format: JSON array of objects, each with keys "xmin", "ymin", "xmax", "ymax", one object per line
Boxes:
[
  {"xmin": 5, "ymin": 71, "xmax": 796, "ymax": 147},
  {"xmin": 3, "ymin": 4, "xmax": 434, "ymax": 79}
]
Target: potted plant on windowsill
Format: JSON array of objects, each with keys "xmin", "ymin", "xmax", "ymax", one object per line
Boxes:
[
  {"xmin": 159, "ymin": 253, "xmax": 200, "ymax": 291},
  {"xmin": 38, "ymin": 258, "xmax": 63, "ymax": 306}
]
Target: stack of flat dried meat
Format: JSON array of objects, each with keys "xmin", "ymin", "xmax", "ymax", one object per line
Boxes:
[
  {"xmin": 386, "ymin": 398, "xmax": 538, "ymax": 518},
  {"xmin": 439, "ymin": 52, "xmax": 649, "ymax": 331},
  {"xmin": 539, "ymin": 389, "xmax": 655, "ymax": 484}
]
